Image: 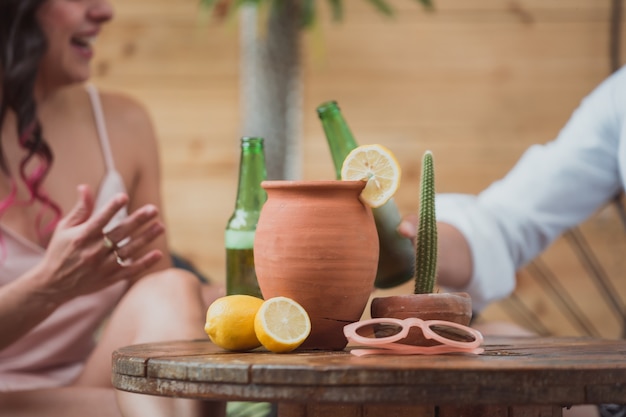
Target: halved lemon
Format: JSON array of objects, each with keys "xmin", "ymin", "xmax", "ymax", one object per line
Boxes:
[
  {"xmin": 254, "ymin": 296, "xmax": 311, "ymax": 353},
  {"xmin": 340, "ymin": 144, "xmax": 401, "ymax": 208}
]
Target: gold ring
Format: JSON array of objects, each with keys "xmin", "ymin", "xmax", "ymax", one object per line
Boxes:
[
  {"xmin": 114, "ymin": 250, "xmax": 129, "ymax": 267},
  {"xmin": 103, "ymin": 234, "xmax": 116, "ymax": 250}
]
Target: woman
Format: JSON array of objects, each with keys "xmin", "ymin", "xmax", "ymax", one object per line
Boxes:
[{"xmin": 0, "ymin": 0, "xmax": 224, "ymax": 415}]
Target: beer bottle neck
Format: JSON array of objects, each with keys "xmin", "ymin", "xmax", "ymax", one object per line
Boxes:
[
  {"xmin": 317, "ymin": 101, "xmax": 359, "ymax": 179},
  {"xmin": 235, "ymin": 143, "xmax": 267, "ymax": 211},
  {"xmin": 228, "ymin": 137, "xmax": 267, "ymax": 232}
]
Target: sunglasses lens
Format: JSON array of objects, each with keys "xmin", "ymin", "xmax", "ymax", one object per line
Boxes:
[
  {"xmin": 354, "ymin": 322, "xmax": 403, "ymax": 339},
  {"xmin": 428, "ymin": 324, "xmax": 477, "ymax": 343}
]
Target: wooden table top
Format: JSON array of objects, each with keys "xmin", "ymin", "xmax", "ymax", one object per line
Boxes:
[{"xmin": 112, "ymin": 336, "xmax": 626, "ymax": 407}]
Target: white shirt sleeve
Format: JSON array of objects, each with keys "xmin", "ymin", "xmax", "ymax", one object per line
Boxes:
[{"xmin": 437, "ymin": 67, "xmax": 626, "ymax": 312}]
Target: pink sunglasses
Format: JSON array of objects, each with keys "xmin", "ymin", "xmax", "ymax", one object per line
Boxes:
[{"xmin": 343, "ymin": 317, "xmax": 484, "ymax": 356}]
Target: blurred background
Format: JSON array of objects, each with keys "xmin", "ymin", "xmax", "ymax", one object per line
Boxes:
[{"xmin": 93, "ymin": 0, "xmax": 626, "ymax": 339}]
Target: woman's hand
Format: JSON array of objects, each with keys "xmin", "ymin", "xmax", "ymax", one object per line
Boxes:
[{"xmin": 38, "ymin": 184, "xmax": 165, "ymax": 303}]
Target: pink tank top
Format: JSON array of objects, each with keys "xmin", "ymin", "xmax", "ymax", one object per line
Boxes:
[{"xmin": 0, "ymin": 85, "xmax": 129, "ymax": 391}]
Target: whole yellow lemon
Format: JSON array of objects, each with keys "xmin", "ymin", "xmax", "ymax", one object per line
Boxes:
[{"xmin": 204, "ymin": 295, "xmax": 264, "ymax": 351}]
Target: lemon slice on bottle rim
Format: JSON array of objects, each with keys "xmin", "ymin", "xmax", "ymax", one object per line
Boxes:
[{"xmin": 340, "ymin": 144, "xmax": 401, "ymax": 208}]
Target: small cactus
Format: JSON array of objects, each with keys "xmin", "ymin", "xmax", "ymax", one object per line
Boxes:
[{"xmin": 414, "ymin": 150, "xmax": 437, "ymax": 294}]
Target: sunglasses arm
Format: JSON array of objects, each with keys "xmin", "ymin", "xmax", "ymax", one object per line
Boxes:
[{"xmin": 348, "ymin": 342, "xmax": 485, "ymax": 357}]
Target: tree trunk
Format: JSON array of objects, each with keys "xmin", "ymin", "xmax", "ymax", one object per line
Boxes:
[{"xmin": 239, "ymin": 2, "xmax": 302, "ymax": 180}]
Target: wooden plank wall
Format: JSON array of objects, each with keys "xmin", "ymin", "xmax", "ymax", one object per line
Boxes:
[{"xmin": 93, "ymin": 0, "xmax": 626, "ymax": 339}]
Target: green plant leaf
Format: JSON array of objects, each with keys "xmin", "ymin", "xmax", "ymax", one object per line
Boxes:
[
  {"xmin": 237, "ymin": 0, "xmax": 263, "ymax": 8},
  {"xmin": 364, "ymin": 0, "xmax": 394, "ymax": 17},
  {"xmin": 326, "ymin": 0, "xmax": 343, "ymax": 22},
  {"xmin": 301, "ymin": 0, "xmax": 317, "ymax": 28},
  {"xmin": 414, "ymin": 0, "xmax": 435, "ymax": 11},
  {"xmin": 199, "ymin": 0, "xmax": 434, "ymax": 28},
  {"xmin": 199, "ymin": 0, "xmax": 220, "ymax": 15}
]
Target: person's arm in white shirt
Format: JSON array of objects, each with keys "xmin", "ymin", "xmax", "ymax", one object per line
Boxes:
[{"xmin": 400, "ymin": 66, "xmax": 626, "ymax": 311}]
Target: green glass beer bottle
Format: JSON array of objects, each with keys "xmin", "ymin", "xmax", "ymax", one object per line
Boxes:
[
  {"xmin": 317, "ymin": 101, "xmax": 415, "ymax": 289},
  {"xmin": 225, "ymin": 137, "xmax": 267, "ymax": 298}
]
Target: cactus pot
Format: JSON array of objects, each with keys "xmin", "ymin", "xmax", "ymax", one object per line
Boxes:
[
  {"xmin": 370, "ymin": 292, "xmax": 472, "ymax": 346},
  {"xmin": 254, "ymin": 180, "xmax": 379, "ymax": 350}
]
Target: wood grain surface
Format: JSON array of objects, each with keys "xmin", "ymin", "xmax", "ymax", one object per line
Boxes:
[{"xmin": 112, "ymin": 337, "xmax": 626, "ymax": 417}]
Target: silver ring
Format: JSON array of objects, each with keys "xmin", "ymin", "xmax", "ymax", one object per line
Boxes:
[
  {"xmin": 114, "ymin": 250, "xmax": 130, "ymax": 267},
  {"xmin": 103, "ymin": 234, "xmax": 116, "ymax": 250}
]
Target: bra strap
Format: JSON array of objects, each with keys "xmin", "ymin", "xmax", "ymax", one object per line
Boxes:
[{"xmin": 85, "ymin": 84, "xmax": 115, "ymax": 171}]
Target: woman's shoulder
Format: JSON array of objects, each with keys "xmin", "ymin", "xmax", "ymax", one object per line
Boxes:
[
  {"xmin": 87, "ymin": 87, "xmax": 160, "ymax": 183},
  {"xmin": 97, "ymin": 89, "xmax": 153, "ymax": 129},
  {"xmin": 92, "ymin": 88, "xmax": 158, "ymax": 147}
]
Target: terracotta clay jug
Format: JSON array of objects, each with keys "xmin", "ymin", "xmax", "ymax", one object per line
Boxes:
[{"xmin": 254, "ymin": 180, "xmax": 379, "ymax": 350}]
